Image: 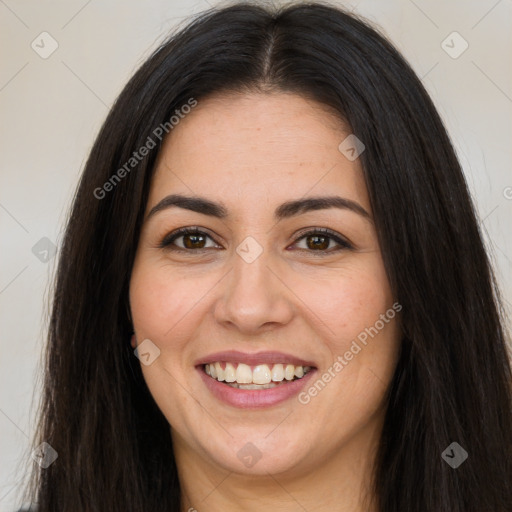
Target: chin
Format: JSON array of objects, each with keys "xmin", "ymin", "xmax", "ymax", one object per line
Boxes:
[{"xmin": 200, "ymin": 427, "xmax": 315, "ymax": 476}]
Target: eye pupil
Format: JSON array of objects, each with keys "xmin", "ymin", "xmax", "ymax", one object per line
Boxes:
[
  {"xmin": 307, "ymin": 235, "xmax": 329, "ymax": 250},
  {"xmin": 183, "ymin": 234, "xmax": 206, "ymax": 249}
]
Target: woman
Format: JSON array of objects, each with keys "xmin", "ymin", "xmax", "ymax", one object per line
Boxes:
[{"xmin": 22, "ymin": 1, "xmax": 512, "ymax": 511}]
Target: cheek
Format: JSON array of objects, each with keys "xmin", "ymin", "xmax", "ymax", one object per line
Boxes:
[
  {"xmin": 294, "ymin": 256, "xmax": 394, "ymax": 347},
  {"xmin": 129, "ymin": 260, "xmax": 207, "ymax": 340},
  {"xmin": 129, "ymin": 261, "xmax": 206, "ymax": 414}
]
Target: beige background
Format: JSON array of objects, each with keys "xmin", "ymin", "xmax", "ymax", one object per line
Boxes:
[{"xmin": 1, "ymin": 0, "xmax": 511, "ymax": 510}]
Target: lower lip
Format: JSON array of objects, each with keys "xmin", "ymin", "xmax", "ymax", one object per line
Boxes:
[{"xmin": 197, "ymin": 366, "xmax": 317, "ymax": 409}]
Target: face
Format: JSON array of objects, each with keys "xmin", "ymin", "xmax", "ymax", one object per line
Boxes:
[{"xmin": 129, "ymin": 92, "xmax": 401, "ymax": 479}]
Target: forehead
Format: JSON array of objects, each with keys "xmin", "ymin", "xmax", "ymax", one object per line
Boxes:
[{"xmin": 147, "ymin": 92, "xmax": 370, "ymax": 215}]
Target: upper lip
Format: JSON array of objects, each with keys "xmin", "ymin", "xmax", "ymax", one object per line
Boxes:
[{"xmin": 194, "ymin": 350, "xmax": 317, "ymax": 368}]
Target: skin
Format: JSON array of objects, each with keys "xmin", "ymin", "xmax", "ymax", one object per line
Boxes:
[{"xmin": 129, "ymin": 91, "xmax": 402, "ymax": 511}]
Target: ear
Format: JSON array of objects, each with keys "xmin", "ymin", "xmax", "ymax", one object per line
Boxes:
[{"xmin": 130, "ymin": 334, "xmax": 136, "ymax": 349}]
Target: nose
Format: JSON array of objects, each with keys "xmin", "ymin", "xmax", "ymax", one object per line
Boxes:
[{"xmin": 213, "ymin": 249, "xmax": 295, "ymax": 335}]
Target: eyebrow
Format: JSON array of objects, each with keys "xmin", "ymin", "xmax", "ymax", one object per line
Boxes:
[{"xmin": 146, "ymin": 194, "xmax": 371, "ymax": 221}]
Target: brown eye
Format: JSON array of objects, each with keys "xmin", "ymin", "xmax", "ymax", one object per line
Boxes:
[
  {"xmin": 159, "ymin": 227, "xmax": 220, "ymax": 251},
  {"xmin": 291, "ymin": 228, "xmax": 353, "ymax": 254},
  {"xmin": 304, "ymin": 234, "xmax": 330, "ymax": 250},
  {"xmin": 159, "ymin": 226, "xmax": 352, "ymax": 254},
  {"xmin": 181, "ymin": 233, "xmax": 207, "ymax": 249}
]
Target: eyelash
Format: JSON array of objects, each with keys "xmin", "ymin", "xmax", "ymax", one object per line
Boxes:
[{"xmin": 158, "ymin": 226, "xmax": 353, "ymax": 255}]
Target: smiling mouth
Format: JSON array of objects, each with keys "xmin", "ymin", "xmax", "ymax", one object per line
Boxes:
[{"xmin": 203, "ymin": 362, "xmax": 314, "ymax": 389}]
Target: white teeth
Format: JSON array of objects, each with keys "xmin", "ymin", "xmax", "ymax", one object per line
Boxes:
[
  {"xmin": 284, "ymin": 364, "xmax": 295, "ymax": 381},
  {"xmin": 224, "ymin": 362, "xmax": 236, "ymax": 382},
  {"xmin": 235, "ymin": 363, "xmax": 253, "ymax": 384},
  {"xmin": 253, "ymin": 364, "xmax": 272, "ymax": 384},
  {"xmin": 271, "ymin": 363, "xmax": 284, "ymax": 382},
  {"xmin": 215, "ymin": 362, "xmax": 225, "ymax": 381},
  {"xmin": 204, "ymin": 362, "xmax": 313, "ymax": 385}
]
